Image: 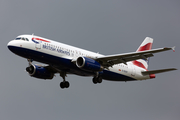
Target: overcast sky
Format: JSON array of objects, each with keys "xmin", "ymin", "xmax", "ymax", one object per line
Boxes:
[{"xmin": 0, "ymin": 0, "xmax": 180, "ymax": 120}]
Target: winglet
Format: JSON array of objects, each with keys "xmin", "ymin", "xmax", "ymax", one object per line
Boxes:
[{"xmin": 172, "ymin": 46, "xmax": 175, "ymax": 52}]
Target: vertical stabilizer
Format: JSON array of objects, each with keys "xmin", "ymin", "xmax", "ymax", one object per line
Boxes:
[
  {"xmin": 132, "ymin": 37, "xmax": 153, "ymax": 70},
  {"xmin": 136, "ymin": 37, "xmax": 153, "ymax": 52}
]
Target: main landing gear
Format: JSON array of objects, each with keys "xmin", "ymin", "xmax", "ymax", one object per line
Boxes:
[
  {"xmin": 92, "ymin": 76, "xmax": 102, "ymax": 84},
  {"xmin": 92, "ymin": 72, "xmax": 103, "ymax": 84},
  {"xmin": 59, "ymin": 71, "xmax": 70, "ymax": 89}
]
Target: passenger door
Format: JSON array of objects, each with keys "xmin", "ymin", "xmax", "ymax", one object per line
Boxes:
[{"xmin": 35, "ymin": 41, "xmax": 41, "ymax": 49}]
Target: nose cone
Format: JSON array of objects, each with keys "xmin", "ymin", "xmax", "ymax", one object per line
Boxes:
[
  {"xmin": 7, "ymin": 40, "xmax": 21, "ymax": 54},
  {"xmin": 7, "ymin": 40, "xmax": 26, "ymax": 58},
  {"xmin": 7, "ymin": 40, "xmax": 15, "ymax": 52},
  {"xmin": 7, "ymin": 40, "xmax": 13, "ymax": 46}
]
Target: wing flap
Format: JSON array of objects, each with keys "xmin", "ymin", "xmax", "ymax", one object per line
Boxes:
[{"xmin": 141, "ymin": 68, "xmax": 177, "ymax": 75}]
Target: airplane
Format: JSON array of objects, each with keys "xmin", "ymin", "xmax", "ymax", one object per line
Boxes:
[{"xmin": 7, "ymin": 34, "xmax": 177, "ymax": 89}]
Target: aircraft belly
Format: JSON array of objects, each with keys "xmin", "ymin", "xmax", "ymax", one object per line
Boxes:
[
  {"xmin": 8, "ymin": 46, "xmax": 95, "ymax": 76},
  {"xmin": 102, "ymin": 70, "xmax": 136, "ymax": 81},
  {"xmin": 8, "ymin": 46, "xmax": 137, "ymax": 80}
]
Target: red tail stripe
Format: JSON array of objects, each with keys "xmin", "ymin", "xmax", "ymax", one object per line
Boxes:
[
  {"xmin": 132, "ymin": 60, "xmax": 147, "ymax": 70},
  {"xmin": 138, "ymin": 43, "xmax": 152, "ymax": 51}
]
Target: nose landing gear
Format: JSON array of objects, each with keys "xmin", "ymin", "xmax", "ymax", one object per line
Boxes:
[
  {"xmin": 60, "ymin": 81, "xmax": 70, "ymax": 89},
  {"xmin": 92, "ymin": 72, "xmax": 103, "ymax": 84}
]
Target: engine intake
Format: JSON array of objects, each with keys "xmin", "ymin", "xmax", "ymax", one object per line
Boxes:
[
  {"xmin": 26, "ymin": 64, "xmax": 54, "ymax": 79},
  {"xmin": 76, "ymin": 56, "xmax": 103, "ymax": 72}
]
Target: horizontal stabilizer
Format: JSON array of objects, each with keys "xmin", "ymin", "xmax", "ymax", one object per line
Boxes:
[{"xmin": 142, "ymin": 68, "xmax": 177, "ymax": 75}]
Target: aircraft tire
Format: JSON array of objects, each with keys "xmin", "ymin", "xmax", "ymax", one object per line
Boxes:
[
  {"xmin": 65, "ymin": 81, "xmax": 70, "ymax": 88},
  {"xmin": 60, "ymin": 82, "xmax": 65, "ymax": 89},
  {"xmin": 60, "ymin": 81, "xmax": 70, "ymax": 89},
  {"xmin": 97, "ymin": 77, "xmax": 102, "ymax": 83},
  {"xmin": 92, "ymin": 77, "xmax": 97, "ymax": 84}
]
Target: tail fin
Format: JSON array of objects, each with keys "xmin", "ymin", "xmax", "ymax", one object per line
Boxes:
[
  {"xmin": 136, "ymin": 37, "xmax": 153, "ymax": 52},
  {"xmin": 132, "ymin": 37, "xmax": 153, "ymax": 70}
]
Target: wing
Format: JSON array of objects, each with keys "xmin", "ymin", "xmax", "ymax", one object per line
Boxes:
[{"xmin": 95, "ymin": 47, "xmax": 175, "ymax": 68}]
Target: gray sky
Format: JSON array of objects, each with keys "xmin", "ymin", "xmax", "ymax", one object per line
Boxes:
[{"xmin": 0, "ymin": 0, "xmax": 180, "ymax": 120}]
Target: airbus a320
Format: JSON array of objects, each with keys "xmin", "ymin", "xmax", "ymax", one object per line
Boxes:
[{"xmin": 7, "ymin": 35, "xmax": 177, "ymax": 89}]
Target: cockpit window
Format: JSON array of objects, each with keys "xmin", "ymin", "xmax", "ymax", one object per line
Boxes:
[
  {"xmin": 15, "ymin": 37, "xmax": 29, "ymax": 41},
  {"xmin": 15, "ymin": 38, "xmax": 21, "ymax": 40}
]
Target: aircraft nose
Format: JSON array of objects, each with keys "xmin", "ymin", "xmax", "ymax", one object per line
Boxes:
[
  {"xmin": 7, "ymin": 40, "xmax": 13, "ymax": 48},
  {"xmin": 7, "ymin": 40, "xmax": 16, "ymax": 52},
  {"xmin": 7, "ymin": 41, "xmax": 12, "ymax": 47}
]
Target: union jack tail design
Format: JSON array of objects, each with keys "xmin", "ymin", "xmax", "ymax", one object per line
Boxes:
[{"xmin": 132, "ymin": 37, "xmax": 153, "ymax": 70}]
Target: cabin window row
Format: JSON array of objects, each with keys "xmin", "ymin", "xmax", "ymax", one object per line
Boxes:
[{"xmin": 44, "ymin": 43, "xmax": 92, "ymax": 58}]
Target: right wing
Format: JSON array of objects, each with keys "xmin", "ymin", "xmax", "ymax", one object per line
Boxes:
[{"xmin": 95, "ymin": 47, "xmax": 175, "ymax": 68}]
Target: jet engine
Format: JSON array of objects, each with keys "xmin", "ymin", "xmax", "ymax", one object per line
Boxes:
[
  {"xmin": 76, "ymin": 56, "xmax": 103, "ymax": 72},
  {"xmin": 26, "ymin": 64, "xmax": 54, "ymax": 79}
]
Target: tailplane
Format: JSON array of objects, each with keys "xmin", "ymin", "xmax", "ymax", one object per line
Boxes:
[
  {"xmin": 132, "ymin": 37, "xmax": 153, "ymax": 70},
  {"xmin": 142, "ymin": 68, "xmax": 177, "ymax": 79},
  {"xmin": 142, "ymin": 68, "xmax": 177, "ymax": 75}
]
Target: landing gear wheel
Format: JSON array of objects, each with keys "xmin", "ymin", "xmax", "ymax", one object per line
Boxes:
[
  {"xmin": 59, "ymin": 71, "xmax": 70, "ymax": 89},
  {"xmin": 93, "ymin": 77, "xmax": 97, "ymax": 84},
  {"xmin": 97, "ymin": 77, "xmax": 102, "ymax": 83},
  {"xmin": 92, "ymin": 76, "xmax": 103, "ymax": 84},
  {"xmin": 60, "ymin": 81, "xmax": 70, "ymax": 89},
  {"xmin": 60, "ymin": 82, "xmax": 65, "ymax": 89},
  {"xmin": 64, "ymin": 81, "xmax": 70, "ymax": 88}
]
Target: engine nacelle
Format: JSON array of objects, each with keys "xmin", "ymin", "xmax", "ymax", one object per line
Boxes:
[
  {"xmin": 26, "ymin": 64, "xmax": 54, "ymax": 79},
  {"xmin": 76, "ymin": 56, "xmax": 103, "ymax": 72}
]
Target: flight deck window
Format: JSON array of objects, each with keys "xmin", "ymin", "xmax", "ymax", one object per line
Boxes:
[
  {"xmin": 15, "ymin": 38, "xmax": 21, "ymax": 40},
  {"xmin": 15, "ymin": 37, "xmax": 29, "ymax": 41}
]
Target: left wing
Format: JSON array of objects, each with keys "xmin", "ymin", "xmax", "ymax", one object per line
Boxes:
[{"xmin": 95, "ymin": 47, "xmax": 175, "ymax": 68}]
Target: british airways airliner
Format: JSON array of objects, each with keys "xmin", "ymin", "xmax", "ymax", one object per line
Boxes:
[{"xmin": 7, "ymin": 34, "xmax": 176, "ymax": 89}]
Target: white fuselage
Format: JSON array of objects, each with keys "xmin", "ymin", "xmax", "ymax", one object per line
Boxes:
[{"xmin": 8, "ymin": 35, "xmax": 151, "ymax": 81}]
